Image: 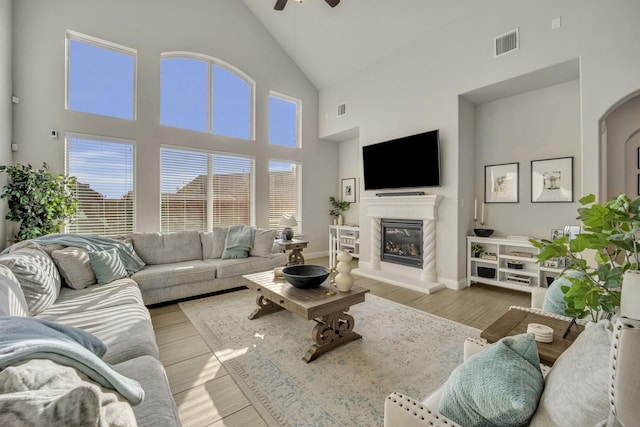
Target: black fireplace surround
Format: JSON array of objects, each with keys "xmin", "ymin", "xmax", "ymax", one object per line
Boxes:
[{"xmin": 380, "ymin": 218, "xmax": 423, "ymax": 268}]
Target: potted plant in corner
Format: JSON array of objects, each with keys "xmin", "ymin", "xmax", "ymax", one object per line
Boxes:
[
  {"xmin": 529, "ymin": 193, "xmax": 637, "ymax": 322},
  {"xmin": 471, "ymin": 243, "xmax": 484, "ymax": 258},
  {"xmin": 0, "ymin": 162, "xmax": 78, "ymax": 242},
  {"xmin": 329, "ymin": 196, "xmax": 350, "ymax": 226}
]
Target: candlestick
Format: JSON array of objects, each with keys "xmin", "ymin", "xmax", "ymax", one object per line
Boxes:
[
  {"xmin": 474, "ymin": 199, "xmax": 477, "ymax": 221},
  {"xmin": 481, "ymin": 203, "xmax": 485, "ymax": 225}
]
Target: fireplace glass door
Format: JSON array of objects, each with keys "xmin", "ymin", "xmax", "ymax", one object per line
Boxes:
[{"xmin": 380, "ymin": 219, "xmax": 423, "ymax": 268}]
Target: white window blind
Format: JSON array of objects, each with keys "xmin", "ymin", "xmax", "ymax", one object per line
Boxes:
[
  {"xmin": 161, "ymin": 147, "xmax": 254, "ymax": 232},
  {"xmin": 66, "ymin": 134, "xmax": 135, "ymax": 237},
  {"xmin": 269, "ymin": 161, "xmax": 300, "ymax": 232}
]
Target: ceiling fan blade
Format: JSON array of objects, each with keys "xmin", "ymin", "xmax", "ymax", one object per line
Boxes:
[
  {"xmin": 274, "ymin": 0, "xmax": 288, "ymax": 11},
  {"xmin": 325, "ymin": 0, "xmax": 340, "ymax": 7}
]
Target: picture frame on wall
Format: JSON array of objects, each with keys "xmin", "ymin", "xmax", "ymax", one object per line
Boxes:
[
  {"xmin": 341, "ymin": 177, "xmax": 356, "ymax": 203},
  {"xmin": 637, "ymin": 174, "xmax": 640, "ymax": 196},
  {"xmin": 531, "ymin": 156, "xmax": 574, "ymax": 203},
  {"xmin": 550, "ymin": 228, "xmax": 564, "ymax": 241},
  {"xmin": 484, "ymin": 162, "xmax": 519, "ymax": 203}
]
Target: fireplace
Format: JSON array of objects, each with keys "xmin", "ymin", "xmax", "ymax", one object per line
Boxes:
[{"xmin": 381, "ymin": 219, "xmax": 423, "ymax": 268}]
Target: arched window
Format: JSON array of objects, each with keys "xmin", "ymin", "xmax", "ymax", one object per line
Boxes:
[{"xmin": 161, "ymin": 53, "xmax": 254, "ymax": 140}]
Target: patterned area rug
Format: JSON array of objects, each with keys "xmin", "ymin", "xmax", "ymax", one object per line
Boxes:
[{"xmin": 179, "ymin": 289, "xmax": 480, "ymax": 427}]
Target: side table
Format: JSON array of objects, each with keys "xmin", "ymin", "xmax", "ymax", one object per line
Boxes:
[
  {"xmin": 481, "ymin": 308, "xmax": 582, "ymax": 366},
  {"xmin": 277, "ymin": 239, "xmax": 309, "ymax": 265}
]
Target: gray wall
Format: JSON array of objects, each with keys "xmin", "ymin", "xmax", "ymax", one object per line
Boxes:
[
  {"xmin": 320, "ymin": 0, "xmax": 640, "ymax": 288},
  {"xmin": 606, "ymin": 95, "xmax": 640, "ymax": 198},
  {"xmin": 0, "ymin": 0, "xmax": 11, "ymax": 246},
  {"xmin": 11, "ymin": 0, "xmax": 338, "ymax": 253}
]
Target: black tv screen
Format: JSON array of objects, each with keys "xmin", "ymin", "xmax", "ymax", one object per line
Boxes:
[{"xmin": 363, "ymin": 129, "xmax": 440, "ymax": 190}]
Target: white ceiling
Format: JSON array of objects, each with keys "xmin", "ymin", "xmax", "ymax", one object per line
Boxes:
[{"xmin": 242, "ymin": 0, "xmax": 485, "ymax": 90}]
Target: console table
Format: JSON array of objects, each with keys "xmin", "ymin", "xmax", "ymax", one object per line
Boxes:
[{"xmin": 277, "ymin": 239, "xmax": 309, "ymax": 265}]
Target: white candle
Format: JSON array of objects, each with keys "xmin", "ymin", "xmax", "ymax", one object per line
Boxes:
[
  {"xmin": 474, "ymin": 199, "xmax": 477, "ymax": 221},
  {"xmin": 481, "ymin": 203, "xmax": 485, "ymax": 225}
]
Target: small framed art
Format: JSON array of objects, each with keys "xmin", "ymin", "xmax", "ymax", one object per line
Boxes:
[
  {"xmin": 531, "ymin": 156, "xmax": 573, "ymax": 203},
  {"xmin": 341, "ymin": 178, "xmax": 356, "ymax": 203},
  {"xmin": 484, "ymin": 162, "xmax": 519, "ymax": 203}
]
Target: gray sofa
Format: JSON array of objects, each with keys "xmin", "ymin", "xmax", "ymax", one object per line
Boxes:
[{"xmin": 0, "ymin": 227, "xmax": 287, "ymax": 426}]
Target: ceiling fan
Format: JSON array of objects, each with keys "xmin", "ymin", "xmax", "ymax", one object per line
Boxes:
[{"xmin": 274, "ymin": 0, "xmax": 340, "ymax": 11}]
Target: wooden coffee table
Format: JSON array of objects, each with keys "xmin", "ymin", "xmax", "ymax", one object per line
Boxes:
[
  {"xmin": 481, "ymin": 308, "xmax": 582, "ymax": 366},
  {"xmin": 243, "ymin": 270, "xmax": 370, "ymax": 362}
]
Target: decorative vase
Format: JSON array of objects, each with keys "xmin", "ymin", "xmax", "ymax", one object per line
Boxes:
[
  {"xmin": 333, "ymin": 218, "xmax": 338, "ymax": 225},
  {"xmin": 337, "ymin": 214, "xmax": 343, "ymax": 226},
  {"xmin": 334, "ymin": 250, "xmax": 353, "ymax": 292}
]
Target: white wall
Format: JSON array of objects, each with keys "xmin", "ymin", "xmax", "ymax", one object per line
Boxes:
[
  {"xmin": 319, "ymin": 0, "xmax": 640, "ymax": 286},
  {"xmin": 606, "ymin": 95, "xmax": 640, "ymax": 198},
  {"xmin": 0, "ymin": 0, "xmax": 11, "ymax": 246},
  {"xmin": 337, "ymin": 137, "xmax": 360, "ymax": 226},
  {"xmin": 11, "ymin": 0, "xmax": 339, "ymax": 253}
]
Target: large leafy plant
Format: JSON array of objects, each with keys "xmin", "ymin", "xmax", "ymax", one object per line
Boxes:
[
  {"xmin": 0, "ymin": 162, "xmax": 78, "ymax": 242},
  {"xmin": 530, "ymin": 193, "xmax": 634, "ymax": 321}
]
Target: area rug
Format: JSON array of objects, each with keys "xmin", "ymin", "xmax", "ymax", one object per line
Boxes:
[{"xmin": 179, "ymin": 289, "xmax": 480, "ymax": 427}]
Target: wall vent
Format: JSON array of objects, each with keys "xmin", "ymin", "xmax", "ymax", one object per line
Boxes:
[
  {"xmin": 337, "ymin": 102, "xmax": 346, "ymax": 117},
  {"xmin": 494, "ymin": 28, "xmax": 519, "ymax": 57}
]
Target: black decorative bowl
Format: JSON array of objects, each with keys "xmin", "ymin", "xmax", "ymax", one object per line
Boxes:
[
  {"xmin": 474, "ymin": 228, "xmax": 494, "ymax": 238},
  {"xmin": 282, "ymin": 265, "xmax": 330, "ymax": 289}
]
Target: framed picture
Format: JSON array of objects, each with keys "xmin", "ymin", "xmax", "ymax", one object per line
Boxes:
[
  {"xmin": 531, "ymin": 156, "xmax": 573, "ymax": 203},
  {"xmin": 563, "ymin": 225, "xmax": 580, "ymax": 241},
  {"xmin": 484, "ymin": 162, "xmax": 519, "ymax": 203},
  {"xmin": 341, "ymin": 178, "xmax": 356, "ymax": 203},
  {"xmin": 637, "ymin": 147, "xmax": 640, "ymax": 169},
  {"xmin": 550, "ymin": 228, "xmax": 564, "ymax": 241},
  {"xmin": 637, "ymin": 173, "xmax": 640, "ymax": 196}
]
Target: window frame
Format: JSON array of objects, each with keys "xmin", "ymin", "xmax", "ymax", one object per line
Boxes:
[
  {"xmin": 269, "ymin": 91, "xmax": 302, "ymax": 148},
  {"xmin": 160, "ymin": 52, "xmax": 256, "ymax": 141},
  {"xmin": 65, "ymin": 30, "xmax": 138, "ymax": 120}
]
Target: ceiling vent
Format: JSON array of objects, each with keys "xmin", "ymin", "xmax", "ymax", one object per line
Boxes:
[
  {"xmin": 337, "ymin": 102, "xmax": 346, "ymax": 117},
  {"xmin": 494, "ymin": 28, "xmax": 519, "ymax": 57}
]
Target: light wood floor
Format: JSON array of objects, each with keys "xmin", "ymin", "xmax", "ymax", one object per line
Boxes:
[{"xmin": 149, "ymin": 257, "xmax": 530, "ymax": 427}]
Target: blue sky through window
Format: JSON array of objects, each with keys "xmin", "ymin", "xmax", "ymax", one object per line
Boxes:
[
  {"xmin": 269, "ymin": 96, "xmax": 297, "ymax": 147},
  {"xmin": 160, "ymin": 58, "xmax": 208, "ymax": 132},
  {"xmin": 213, "ymin": 65, "xmax": 251, "ymax": 140}
]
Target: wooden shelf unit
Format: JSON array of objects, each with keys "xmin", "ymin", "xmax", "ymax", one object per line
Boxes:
[
  {"xmin": 467, "ymin": 236, "xmax": 562, "ymax": 293},
  {"xmin": 329, "ymin": 225, "xmax": 360, "ymax": 269}
]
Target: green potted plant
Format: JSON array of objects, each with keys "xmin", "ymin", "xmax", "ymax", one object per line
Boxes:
[
  {"xmin": 329, "ymin": 196, "xmax": 351, "ymax": 225},
  {"xmin": 471, "ymin": 243, "xmax": 484, "ymax": 257},
  {"xmin": 0, "ymin": 162, "xmax": 78, "ymax": 242},
  {"xmin": 529, "ymin": 193, "xmax": 635, "ymax": 321}
]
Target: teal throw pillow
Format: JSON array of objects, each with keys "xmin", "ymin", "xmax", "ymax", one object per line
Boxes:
[
  {"xmin": 88, "ymin": 248, "xmax": 129, "ymax": 285},
  {"xmin": 543, "ymin": 270, "xmax": 584, "ymax": 316},
  {"xmin": 439, "ymin": 333, "xmax": 544, "ymax": 427},
  {"xmin": 222, "ymin": 247, "xmax": 249, "ymax": 259}
]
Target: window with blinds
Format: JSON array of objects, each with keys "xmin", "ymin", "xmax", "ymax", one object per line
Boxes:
[
  {"xmin": 161, "ymin": 147, "xmax": 254, "ymax": 232},
  {"xmin": 65, "ymin": 134, "xmax": 135, "ymax": 237},
  {"xmin": 269, "ymin": 161, "xmax": 300, "ymax": 232}
]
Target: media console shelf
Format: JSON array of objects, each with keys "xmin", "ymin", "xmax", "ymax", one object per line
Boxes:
[{"xmin": 467, "ymin": 236, "xmax": 562, "ymax": 293}]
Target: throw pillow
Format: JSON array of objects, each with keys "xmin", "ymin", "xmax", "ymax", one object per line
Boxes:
[
  {"xmin": 222, "ymin": 247, "xmax": 249, "ymax": 259},
  {"xmin": 88, "ymin": 248, "xmax": 129, "ymax": 285},
  {"xmin": 200, "ymin": 227, "xmax": 228, "ymax": 259},
  {"xmin": 51, "ymin": 247, "xmax": 97, "ymax": 290},
  {"xmin": 0, "ymin": 244, "xmax": 62, "ymax": 316},
  {"xmin": 439, "ymin": 333, "xmax": 544, "ymax": 427},
  {"xmin": 542, "ymin": 270, "xmax": 584, "ymax": 316},
  {"xmin": 0, "ymin": 264, "xmax": 29, "ymax": 317},
  {"xmin": 250, "ymin": 228, "xmax": 277, "ymax": 257},
  {"xmin": 529, "ymin": 320, "xmax": 612, "ymax": 427}
]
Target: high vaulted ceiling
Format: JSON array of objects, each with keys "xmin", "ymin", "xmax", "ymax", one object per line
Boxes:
[{"xmin": 242, "ymin": 0, "xmax": 485, "ymax": 90}]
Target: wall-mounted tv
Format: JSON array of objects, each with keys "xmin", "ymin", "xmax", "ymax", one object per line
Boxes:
[{"xmin": 362, "ymin": 129, "xmax": 440, "ymax": 191}]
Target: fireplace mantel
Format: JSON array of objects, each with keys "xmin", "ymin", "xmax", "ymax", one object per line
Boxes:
[{"xmin": 353, "ymin": 194, "xmax": 445, "ymax": 294}]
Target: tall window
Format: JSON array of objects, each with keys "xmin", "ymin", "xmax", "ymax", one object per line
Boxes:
[
  {"xmin": 66, "ymin": 31, "xmax": 136, "ymax": 120},
  {"xmin": 269, "ymin": 92, "xmax": 301, "ymax": 148},
  {"xmin": 269, "ymin": 161, "xmax": 300, "ymax": 231},
  {"xmin": 161, "ymin": 147, "xmax": 254, "ymax": 232},
  {"xmin": 161, "ymin": 53, "xmax": 254, "ymax": 140},
  {"xmin": 66, "ymin": 133, "xmax": 135, "ymax": 237}
]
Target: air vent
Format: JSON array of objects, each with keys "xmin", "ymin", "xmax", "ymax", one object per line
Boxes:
[
  {"xmin": 337, "ymin": 102, "xmax": 346, "ymax": 117},
  {"xmin": 494, "ymin": 28, "xmax": 519, "ymax": 57}
]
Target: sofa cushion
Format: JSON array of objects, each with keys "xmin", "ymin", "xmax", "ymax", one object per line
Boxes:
[
  {"xmin": 51, "ymin": 246, "xmax": 97, "ymax": 289},
  {"xmin": 130, "ymin": 231, "xmax": 203, "ymax": 265},
  {"xmin": 439, "ymin": 333, "xmax": 544, "ymax": 427},
  {"xmin": 205, "ymin": 254, "xmax": 286, "ymax": 278},
  {"xmin": 250, "ymin": 228, "xmax": 277, "ymax": 257},
  {"xmin": 0, "ymin": 264, "xmax": 29, "ymax": 317},
  {"xmin": 88, "ymin": 248, "xmax": 129, "ymax": 285},
  {"xmin": 529, "ymin": 320, "xmax": 611, "ymax": 427},
  {"xmin": 131, "ymin": 260, "xmax": 216, "ymax": 291},
  {"xmin": 114, "ymin": 355, "xmax": 181, "ymax": 427},
  {"xmin": 200, "ymin": 227, "xmax": 228, "ymax": 259},
  {"xmin": 0, "ymin": 244, "xmax": 61, "ymax": 316},
  {"xmin": 222, "ymin": 247, "xmax": 249, "ymax": 259}
]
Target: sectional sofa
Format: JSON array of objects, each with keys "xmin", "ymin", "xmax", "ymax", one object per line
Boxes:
[{"xmin": 0, "ymin": 227, "xmax": 287, "ymax": 426}]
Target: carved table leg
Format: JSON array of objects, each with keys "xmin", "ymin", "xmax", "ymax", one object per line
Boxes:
[
  {"xmin": 248, "ymin": 295, "xmax": 283, "ymax": 320},
  {"xmin": 303, "ymin": 310, "xmax": 361, "ymax": 363},
  {"xmin": 288, "ymin": 249, "xmax": 305, "ymax": 265}
]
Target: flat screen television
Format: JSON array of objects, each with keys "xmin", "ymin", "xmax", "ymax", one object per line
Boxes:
[{"xmin": 362, "ymin": 129, "xmax": 440, "ymax": 190}]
